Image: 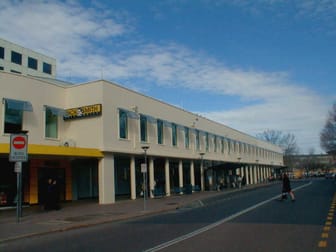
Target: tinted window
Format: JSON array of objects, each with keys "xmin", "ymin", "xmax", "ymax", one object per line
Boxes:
[
  {"xmin": 28, "ymin": 57, "xmax": 38, "ymax": 70},
  {"xmin": 43, "ymin": 62, "xmax": 52, "ymax": 74},
  {"xmin": 4, "ymin": 101, "xmax": 23, "ymax": 133},
  {"xmin": 0, "ymin": 47, "xmax": 4, "ymax": 59},
  {"xmin": 140, "ymin": 115, "xmax": 147, "ymax": 142},
  {"xmin": 11, "ymin": 51, "xmax": 22, "ymax": 65},
  {"xmin": 119, "ymin": 110, "xmax": 128, "ymax": 139}
]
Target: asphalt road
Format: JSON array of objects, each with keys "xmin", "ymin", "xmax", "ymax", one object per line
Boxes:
[{"xmin": 1, "ymin": 179, "xmax": 335, "ymax": 252}]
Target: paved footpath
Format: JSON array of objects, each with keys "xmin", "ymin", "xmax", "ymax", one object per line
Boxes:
[{"xmin": 0, "ymin": 184, "xmax": 270, "ymax": 243}]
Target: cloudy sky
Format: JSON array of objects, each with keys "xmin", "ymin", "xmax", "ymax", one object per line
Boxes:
[{"xmin": 1, "ymin": 0, "xmax": 335, "ymax": 154}]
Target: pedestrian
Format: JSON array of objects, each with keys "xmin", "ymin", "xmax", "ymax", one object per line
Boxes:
[
  {"xmin": 237, "ymin": 175, "xmax": 242, "ymax": 189},
  {"xmin": 45, "ymin": 178, "xmax": 61, "ymax": 210},
  {"xmin": 44, "ymin": 178, "xmax": 53, "ymax": 210},
  {"xmin": 280, "ymin": 173, "xmax": 295, "ymax": 202},
  {"xmin": 242, "ymin": 175, "xmax": 246, "ymax": 186}
]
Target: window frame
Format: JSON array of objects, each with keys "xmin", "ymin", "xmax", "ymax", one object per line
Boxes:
[
  {"xmin": 172, "ymin": 123, "xmax": 177, "ymax": 147},
  {"xmin": 157, "ymin": 119, "xmax": 163, "ymax": 144},
  {"xmin": 45, "ymin": 107, "xmax": 59, "ymax": 139},
  {"xmin": 11, "ymin": 51, "xmax": 22, "ymax": 65},
  {"xmin": 43, "ymin": 62, "xmax": 52, "ymax": 74},
  {"xmin": 0, "ymin": 47, "xmax": 4, "ymax": 59},
  {"xmin": 28, "ymin": 57, "xmax": 38, "ymax": 70},
  {"xmin": 3, "ymin": 101, "xmax": 23, "ymax": 134},
  {"xmin": 140, "ymin": 114, "xmax": 147, "ymax": 142},
  {"xmin": 119, "ymin": 110, "xmax": 128, "ymax": 139}
]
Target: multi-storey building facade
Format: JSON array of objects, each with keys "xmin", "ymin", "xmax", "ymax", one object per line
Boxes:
[
  {"xmin": 0, "ymin": 38, "xmax": 56, "ymax": 78},
  {"xmin": 0, "ymin": 71, "xmax": 283, "ymax": 207}
]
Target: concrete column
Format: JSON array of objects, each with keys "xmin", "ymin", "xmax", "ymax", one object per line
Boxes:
[
  {"xmin": 245, "ymin": 166, "xmax": 249, "ymax": 185},
  {"xmin": 130, "ymin": 156, "xmax": 136, "ymax": 200},
  {"xmin": 254, "ymin": 165, "xmax": 258, "ymax": 184},
  {"xmin": 178, "ymin": 160, "xmax": 183, "ymax": 194},
  {"xmin": 200, "ymin": 161, "xmax": 205, "ymax": 191},
  {"xmin": 240, "ymin": 167, "xmax": 244, "ymax": 177},
  {"xmin": 165, "ymin": 158, "xmax": 170, "ymax": 196},
  {"xmin": 190, "ymin": 160, "xmax": 195, "ymax": 188},
  {"xmin": 98, "ymin": 155, "xmax": 115, "ymax": 204},
  {"xmin": 149, "ymin": 157, "xmax": 155, "ymax": 198},
  {"xmin": 249, "ymin": 166, "xmax": 253, "ymax": 184}
]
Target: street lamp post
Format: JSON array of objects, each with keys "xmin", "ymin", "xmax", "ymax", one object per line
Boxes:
[{"xmin": 141, "ymin": 146, "xmax": 149, "ymax": 211}]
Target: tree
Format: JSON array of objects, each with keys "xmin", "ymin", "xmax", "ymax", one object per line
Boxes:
[
  {"xmin": 320, "ymin": 102, "xmax": 336, "ymax": 155},
  {"xmin": 257, "ymin": 129, "xmax": 299, "ymax": 170},
  {"xmin": 256, "ymin": 129, "xmax": 299, "ymax": 156}
]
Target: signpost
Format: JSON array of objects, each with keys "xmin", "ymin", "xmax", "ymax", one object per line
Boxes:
[
  {"xmin": 141, "ymin": 146, "xmax": 149, "ymax": 211},
  {"xmin": 9, "ymin": 133, "xmax": 28, "ymax": 223}
]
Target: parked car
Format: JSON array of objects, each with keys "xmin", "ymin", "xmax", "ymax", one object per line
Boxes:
[{"xmin": 325, "ymin": 173, "xmax": 335, "ymax": 179}]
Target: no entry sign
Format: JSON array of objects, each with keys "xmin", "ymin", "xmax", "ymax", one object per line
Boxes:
[{"xmin": 9, "ymin": 134, "xmax": 28, "ymax": 162}]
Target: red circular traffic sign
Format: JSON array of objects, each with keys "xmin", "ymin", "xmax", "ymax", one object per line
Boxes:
[{"xmin": 12, "ymin": 136, "xmax": 26, "ymax": 149}]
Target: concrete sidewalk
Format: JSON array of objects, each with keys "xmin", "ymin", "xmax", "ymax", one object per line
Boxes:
[{"xmin": 0, "ymin": 184, "xmax": 270, "ymax": 243}]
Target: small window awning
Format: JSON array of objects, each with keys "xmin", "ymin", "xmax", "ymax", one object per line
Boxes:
[
  {"xmin": 45, "ymin": 105, "xmax": 66, "ymax": 116},
  {"xmin": 3, "ymin": 98, "xmax": 33, "ymax": 111},
  {"xmin": 141, "ymin": 114, "xmax": 157, "ymax": 124},
  {"xmin": 119, "ymin": 108, "xmax": 139, "ymax": 119}
]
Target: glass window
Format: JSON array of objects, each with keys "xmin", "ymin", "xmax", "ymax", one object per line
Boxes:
[
  {"xmin": 140, "ymin": 115, "xmax": 147, "ymax": 142},
  {"xmin": 119, "ymin": 110, "xmax": 128, "ymax": 139},
  {"xmin": 157, "ymin": 120, "xmax": 163, "ymax": 144},
  {"xmin": 221, "ymin": 138, "xmax": 224, "ymax": 153},
  {"xmin": 172, "ymin": 123, "xmax": 177, "ymax": 146},
  {"xmin": 43, "ymin": 62, "xmax": 52, "ymax": 74},
  {"xmin": 195, "ymin": 130, "xmax": 200, "ymax": 151},
  {"xmin": 0, "ymin": 47, "xmax": 4, "ymax": 59},
  {"xmin": 4, "ymin": 101, "xmax": 23, "ymax": 134},
  {"xmin": 184, "ymin": 127, "xmax": 189, "ymax": 149},
  {"xmin": 206, "ymin": 133, "xmax": 209, "ymax": 152},
  {"xmin": 0, "ymin": 66, "xmax": 4, "ymax": 71},
  {"xmin": 28, "ymin": 57, "xmax": 38, "ymax": 70},
  {"xmin": 214, "ymin": 136, "xmax": 217, "ymax": 152},
  {"xmin": 11, "ymin": 51, "xmax": 22, "ymax": 65},
  {"xmin": 45, "ymin": 107, "xmax": 58, "ymax": 138}
]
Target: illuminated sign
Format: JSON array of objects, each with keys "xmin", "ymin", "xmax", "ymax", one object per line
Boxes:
[{"xmin": 63, "ymin": 104, "xmax": 102, "ymax": 120}]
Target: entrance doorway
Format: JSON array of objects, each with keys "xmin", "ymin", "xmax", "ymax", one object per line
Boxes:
[{"xmin": 38, "ymin": 167, "xmax": 65, "ymax": 205}]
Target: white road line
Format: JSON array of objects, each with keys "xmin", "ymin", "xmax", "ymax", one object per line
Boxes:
[{"xmin": 144, "ymin": 181, "xmax": 312, "ymax": 252}]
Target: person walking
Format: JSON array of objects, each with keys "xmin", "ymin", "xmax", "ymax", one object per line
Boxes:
[{"xmin": 280, "ymin": 173, "xmax": 295, "ymax": 202}]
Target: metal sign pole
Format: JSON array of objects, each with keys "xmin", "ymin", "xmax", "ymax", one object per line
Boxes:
[
  {"xmin": 15, "ymin": 162, "xmax": 22, "ymax": 223},
  {"xmin": 9, "ymin": 132, "xmax": 28, "ymax": 223}
]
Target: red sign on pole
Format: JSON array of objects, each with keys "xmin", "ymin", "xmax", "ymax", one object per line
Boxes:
[
  {"xmin": 9, "ymin": 134, "xmax": 28, "ymax": 162},
  {"xmin": 12, "ymin": 136, "xmax": 26, "ymax": 149}
]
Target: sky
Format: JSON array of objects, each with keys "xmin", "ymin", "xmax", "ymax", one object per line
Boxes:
[{"xmin": 0, "ymin": 0, "xmax": 335, "ymax": 154}]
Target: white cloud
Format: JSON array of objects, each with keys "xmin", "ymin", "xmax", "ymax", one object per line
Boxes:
[
  {"xmin": 0, "ymin": 0, "xmax": 128, "ymax": 57},
  {"xmin": 0, "ymin": 0, "xmax": 331, "ymax": 153}
]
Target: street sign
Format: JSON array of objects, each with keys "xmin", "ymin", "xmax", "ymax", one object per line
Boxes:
[
  {"xmin": 141, "ymin": 163, "xmax": 147, "ymax": 173},
  {"xmin": 14, "ymin": 162, "xmax": 22, "ymax": 173},
  {"xmin": 9, "ymin": 134, "xmax": 28, "ymax": 162}
]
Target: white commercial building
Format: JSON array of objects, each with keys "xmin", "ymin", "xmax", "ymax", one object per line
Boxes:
[
  {"xmin": 0, "ymin": 71, "xmax": 283, "ymax": 207},
  {"xmin": 0, "ymin": 38, "xmax": 56, "ymax": 79}
]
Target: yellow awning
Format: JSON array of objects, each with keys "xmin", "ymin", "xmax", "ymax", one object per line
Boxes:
[{"xmin": 0, "ymin": 143, "xmax": 103, "ymax": 158}]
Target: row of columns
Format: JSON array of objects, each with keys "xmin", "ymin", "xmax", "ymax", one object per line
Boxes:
[
  {"xmin": 99, "ymin": 154, "xmax": 274, "ymax": 204},
  {"xmin": 237, "ymin": 165, "xmax": 272, "ymax": 185},
  {"xmin": 130, "ymin": 157, "xmax": 197, "ymax": 199}
]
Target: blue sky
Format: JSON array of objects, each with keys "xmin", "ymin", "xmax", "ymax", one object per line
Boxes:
[{"xmin": 0, "ymin": 0, "xmax": 335, "ymax": 154}]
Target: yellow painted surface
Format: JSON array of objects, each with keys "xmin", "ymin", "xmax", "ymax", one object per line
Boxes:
[
  {"xmin": 29, "ymin": 166, "xmax": 38, "ymax": 204},
  {"xmin": 0, "ymin": 143, "xmax": 103, "ymax": 158}
]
